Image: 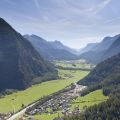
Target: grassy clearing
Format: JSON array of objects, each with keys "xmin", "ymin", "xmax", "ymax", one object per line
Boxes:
[
  {"xmin": 16, "ymin": 112, "xmax": 62, "ymax": 120},
  {"xmin": 0, "ymin": 69, "xmax": 89, "ymax": 113},
  {"xmin": 71, "ymin": 89, "xmax": 108, "ymax": 110},
  {"xmin": 34, "ymin": 112, "xmax": 62, "ymax": 120}
]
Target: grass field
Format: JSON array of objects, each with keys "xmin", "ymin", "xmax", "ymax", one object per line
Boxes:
[
  {"xmin": 16, "ymin": 112, "xmax": 62, "ymax": 120},
  {"xmin": 71, "ymin": 89, "xmax": 108, "ymax": 110},
  {"xmin": 29, "ymin": 90, "xmax": 108, "ymax": 120},
  {"xmin": 0, "ymin": 69, "xmax": 89, "ymax": 113},
  {"xmin": 34, "ymin": 112, "xmax": 62, "ymax": 120},
  {"xmin": 11, "ymin": 61, "xmax": 108, "ymax": 120}
]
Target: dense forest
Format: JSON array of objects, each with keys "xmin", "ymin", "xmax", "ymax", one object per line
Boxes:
[
  {"xmin": 56, "ymin": 92, "xmax": 120, "ymax": 120},
  {"xmin": 78, "ymin": 53, "xmax": 120, "ymax": 96}
]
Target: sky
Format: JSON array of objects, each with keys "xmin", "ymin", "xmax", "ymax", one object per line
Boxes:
[{"xmin": 0, "ymin": 0, "xmax": 120, "ymax": 49}]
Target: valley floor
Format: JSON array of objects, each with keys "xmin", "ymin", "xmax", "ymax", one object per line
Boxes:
[
  {"xmin": 0, "ymin": 70, "xmax": 88, "ymax": 114},
  {"xmin": 1, "ymin": 60, "xmax": 104, "ymax": 120},
  {"xmin": 22, "ymin": 90, "xmax": 108, "ymax": 120}
]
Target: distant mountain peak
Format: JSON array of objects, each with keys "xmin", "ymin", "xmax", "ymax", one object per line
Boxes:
[
  {"xmin": 54, "ymin": 40, "xmax": 61, "ymax": 43},
  {"xmin": 24, "ymin": 34, "xmax": 46, "ymax": 43},
  {"xmin": 24, "ymin": 34, "xmax": 77, "ymax": 60},
  {"xmin": 79, "ymin": 34, "xmax": 120, "ymax": 64}
]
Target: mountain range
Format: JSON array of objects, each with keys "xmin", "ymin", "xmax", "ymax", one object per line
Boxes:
[
  {"xmin": 0, "ymin": 18, "xmax": 58, "ymax": 91},
  {"xmin": 62, "ymin": 42, "xmax": 120, "ymax": 120},
  {"xmin": 79, "ymin": 34, "xmax": 120, "ymax": 64},
  {"xmin": 24, "ymin": 35, "xmax": 77, "ymax": 61}
]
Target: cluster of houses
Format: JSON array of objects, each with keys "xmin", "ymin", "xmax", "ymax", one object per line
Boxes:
[
  {"xmin": 26, "ymin": 84, "xmax": 86, "ymax": 117},
  {"xmin": 0, "ymin": 84, "xmax": 86, "ymax": 120},
  {"xmin": 0, "ymin": 112, "xmax": 13, "ymax": 120},
  {"xmin": 26, "ymin": 91, "xmax": 76, "ymax": 115}
]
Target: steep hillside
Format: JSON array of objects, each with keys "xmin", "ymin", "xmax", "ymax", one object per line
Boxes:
[
  {"xmin": 79, "ymin": 34, "xmax": 120, "ymax": 64},
  {"xmin": 0, "ymin": 18, "xmax": 58, "ymax": 91},
  {"xmin": 57, "ymin": 53, "xmax": 120, "ymax": 120},
  {"xmin": 79, "ymin": 43, "xmax": 98, "ymax": 55},
  {"xmin": 102, "ymin": 36, "xmax": 120, "ymax": 60},
  {"xmin": 58, "ymin": 92, "xmax": 120, "ymax": 120},
  {"xmin": 91, "ymin": 36, "xmax": 116, "ymax": 51},
  {"xmin": 24, "ymin": 35, "xmax": 77, "ymax": 61},
  {"xmin": 49, "ymin": 40, "xmax": 77, "ymax": 54},
  {"xmin": 78, "ymin": 53, "xmax": 120, "ymax": 95}
]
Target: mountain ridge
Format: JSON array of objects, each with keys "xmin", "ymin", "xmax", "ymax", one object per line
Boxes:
[
  {"xmin": 79, "ymin": 34, "xmax": 120, "ymax": 64},
  {"xmin": 78, "ymin": 52, "xmax": 120, "ymax": 96},
  {"xmin": 24, "ymin": 34, "xmax": 78, "ymax": 61}
]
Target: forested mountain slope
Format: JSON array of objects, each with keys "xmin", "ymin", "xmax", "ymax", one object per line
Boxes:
[
  {"xmin": 0, "ymin": 18, "xmax": 58, "ymax": 91},
  {"xmin": 56, "ymin": 52, "xmax": 120, "ymax": 120},
  {"xmin": 59, "ymin": 92, "xmax": 120, "ymax": 120},
  {"xmin": 78, "ymin": 53, "xmax": 120, "ymax": 95}
]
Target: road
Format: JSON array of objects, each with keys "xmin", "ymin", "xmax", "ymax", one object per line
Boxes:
[
  {"xmin": 7, "ymin": 102, "xmax": 37, "ymax": 120},
  {"xmin": 74, "ymin": 83, "xmax": 86, "ymax": 95},
  {"xmin": 7, "ymin": 83, "xmax": 86, "ymax": 120}
]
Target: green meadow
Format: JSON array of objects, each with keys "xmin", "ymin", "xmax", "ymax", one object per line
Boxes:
[
  {"xmin": 71, "ymin": 89, "xmax": 108, "ymax": 110},
  {"xmin": 34, "ymin": 112, "xmax": 62, "ymax": 120},
  {"xmin": 0, "ymin": 61, "xmax": 106, "ymax": 120},
  {"xmin": 0, "ymin": 69, "xmax": 89, "ymax": 113},
  {"xmin": 30, "ymin": 90, "xmax": 108, "ymax": 120}
]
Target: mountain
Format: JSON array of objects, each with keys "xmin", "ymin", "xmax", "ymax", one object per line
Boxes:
[
  {"xmin": 102, "ymin": 36, "xmax": 120, "ymax": 60},
  {"xmin": 79, "ymin": 43, "xmax": 98, "ymax": 55},
  {"xmin": 60, "ymin": 53, "xmax": 120, "ymax": 120},
  {"xmin": 79, "ymin": 34, "xmax": 120, "ymax": 64},
  {"xmin": 0, "ymin": 18, "xmax": 58, "ymax": 91},
  {"xmin": 24, "ymin": 35, "xmax": 77, "ymax": 61},
  {"xmin": 91, "ymin": 36, "xmax": 115, "ymax": 51},
  {"xmin": 49, "ymin": 40, "xmax": 77, "ymax": 54},
  {"xmin": 78, "ymin": 53, "xmax": 120, "ymax": 96}
]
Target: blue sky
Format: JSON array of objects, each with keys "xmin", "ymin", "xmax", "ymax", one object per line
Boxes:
[{"xmin": 0, "ymin": 0, "xmax": 120, "ymax": 49}]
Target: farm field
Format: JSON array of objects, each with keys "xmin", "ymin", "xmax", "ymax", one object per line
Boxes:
[
  {"xmin": 71, "ymin": 89, "xmax": 108, "ymax": 110},
  {"xmin": 12, "ymin": 61, "xmax": 108, "ymax": 120},
  {"xmin": 28, "ymin": 90, "xmax": 108, "ymax": 120},
  {"xmin": 16, "ymin": 112, "xmax": 62, "ymax": 120},
  {"xmin": 33, "ymin": 112, "xmax": 61, "ymax": 120},
  {"xmin": 0, "ymin": 69, "xmax": 89, "ymax": 113}
]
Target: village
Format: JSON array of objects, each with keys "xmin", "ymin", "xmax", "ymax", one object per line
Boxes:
[
  {"xmin": 0, "ymin": 83, "xmax": 86, "ymax": 120},
  {"xmin": 25, "ymin": 83, "xmax": 86, "ymax": 118}
]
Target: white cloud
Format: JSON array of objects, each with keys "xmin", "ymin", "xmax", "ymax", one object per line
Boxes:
[{"xmin": 1, "ymin": 0, "xmax": 120, "ymax": 49}]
